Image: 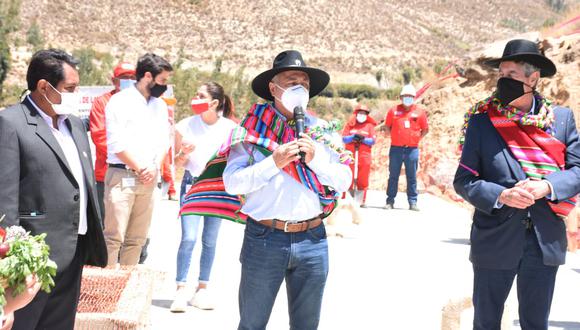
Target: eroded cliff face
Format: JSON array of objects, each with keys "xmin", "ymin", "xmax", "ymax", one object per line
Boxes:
[{"xmin": 368, "ymin": 34, "xmax": 580, "ymax": 207}]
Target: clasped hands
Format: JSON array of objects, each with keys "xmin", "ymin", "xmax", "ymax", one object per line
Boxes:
[
  {"xmin": 498, "ymin": 178, "xmax": 552, "ymax": 209},
  {"xmin": 273, "ymin": 133, "xmax": 315, "ymax": 168}
]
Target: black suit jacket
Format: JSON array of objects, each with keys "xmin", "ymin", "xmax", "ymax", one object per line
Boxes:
[
  {"xmin": 0, "ymin": 97, "xmax": 107, "ymax": 270},
  {"xmin": 454, "ymin": 106, "xmax": 580, "ymax": 269}
]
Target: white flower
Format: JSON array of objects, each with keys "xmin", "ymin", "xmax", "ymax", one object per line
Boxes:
[{"xmin": 5, "ymin": 226, "xmax": 29, "ymax": 242}]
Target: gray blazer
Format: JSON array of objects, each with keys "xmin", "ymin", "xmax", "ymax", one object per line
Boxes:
[{"xmin": 0, "ymin": 97, "xmax": 107, "ymax": 270}]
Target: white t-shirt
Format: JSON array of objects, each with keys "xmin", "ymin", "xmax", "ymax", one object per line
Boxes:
[{"xmin": 176, "ymin": 115, "xmax": 237, "ymax": 176}]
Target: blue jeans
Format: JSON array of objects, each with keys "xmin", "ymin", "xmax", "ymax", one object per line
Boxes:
[
  {"xmin": 176, "ymin": 170, "xmax": 222, "ymax": 284},
  {"xmin": 386, "ymin": 146, "xmax": 419, "ymax": 205},
  {"xmin": 472, "ymin": 228, "xmax": 558, "ymax": 330},
  {"xmin": 238, "ymin": 219, "xmax": 329, "ymax": 330}
]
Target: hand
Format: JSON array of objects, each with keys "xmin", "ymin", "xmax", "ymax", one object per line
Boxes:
[
  {"xmin": 297, "ymin": 133, "xmax": 316, "ymax": 164},
  {"xmin": 3, "ymin": 274, "xmax": 41, "ymax": 315},
  {"xmin": 180, "ymin": 142, "xmax": 195, "ymax": 156},
  {"xmin": 272, "ymin": 141, "xmax": 301, "ymax": 168},
  {"xmin": 498, "ymin": 186, "xmax": 536, "ymax": 209},
  {"xmin": 137, "ymin": 165, "xmax": 157, "ymax": 184},
  {"xmin": 1, "ymin": 312, "xmax": 14, "ymax": 330},
  {"xmin": 516, "ymin": 179, "xmax": 551, "ymax": 200}
]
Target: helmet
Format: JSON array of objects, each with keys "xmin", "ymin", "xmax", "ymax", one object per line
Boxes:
[{"xmin": 400, "ymin": 84, "xmax": 416, "ymax": 97}]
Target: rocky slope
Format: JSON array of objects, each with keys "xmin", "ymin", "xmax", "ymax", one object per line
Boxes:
[
  {"xmin": 368, "ymin": 33, "xmax": 580, "ymax": 205},
  {"xmin": 8, "ymin": 0, "xmax": 565, "ymax": 84}
]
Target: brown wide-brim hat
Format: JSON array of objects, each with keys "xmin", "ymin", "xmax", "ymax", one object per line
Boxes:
[
  {"xmin": 251, "ymin": 50, "xmax": 330, "ymax": 101},
  {"xmin": 484, "ymin": 39, "xmax": 556, "ymax": 77}
]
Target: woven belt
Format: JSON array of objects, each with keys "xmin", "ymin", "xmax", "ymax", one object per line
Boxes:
[{"xmin": 258, "ymin": 217, "xmax": 323, "ymax": 233}]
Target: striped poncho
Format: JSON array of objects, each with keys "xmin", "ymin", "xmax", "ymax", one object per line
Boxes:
[{"xmin": 179, "ymin": 103, "xmax": 352, "ymax": 223}]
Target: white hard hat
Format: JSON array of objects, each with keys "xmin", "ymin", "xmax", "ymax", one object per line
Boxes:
[{"xmin": 400, "ymin": 84, "xmax": 416, "ymax": 97}]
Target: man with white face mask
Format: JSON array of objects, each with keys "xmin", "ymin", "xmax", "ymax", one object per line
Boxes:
[
  {"xmin": 210, "ymin": 50, "xmax": 351, "ymax": 329},
  {"xmin": 0, "ymin": 49, "xmax": 108, "ymax": 329},
  {"xmin": 384, "ymin": 84, "xmax": 429, "ymax": 211},
  {"xmin": 89, "ymin": 61, "xmax": 136, "ymax": 222}
]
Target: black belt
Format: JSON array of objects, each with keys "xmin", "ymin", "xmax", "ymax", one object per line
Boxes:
[
  {"xmin": 392, "ymin": 145, "xmax": 417, "ymax": 148},
  {"xmin": 108, "ymin": 163, "xmax": 128, "ymax": 170}
]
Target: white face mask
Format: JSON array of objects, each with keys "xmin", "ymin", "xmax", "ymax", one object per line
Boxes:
[
  {"xmin": 402, "ymin": 96, "xmax": 414, "ymax": 107},
  {"xmin": 119, "ymin": 79, "xmax": 136, "ymax": 91},
  {"xmin": 275, "ymin": 84, "xmax": 309, "ymax": 112},
  {"xmin": 356, "ymin": 113, "xmax": 367, "ymax": 123},
  {"xmin": 45, "ymin": 83, "xmax": 81, "ymax": 115}
]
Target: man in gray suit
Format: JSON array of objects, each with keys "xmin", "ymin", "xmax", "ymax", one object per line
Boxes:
[{"xmin": 0, "ymin": 49, "xmax": 107, "ymax": 329}]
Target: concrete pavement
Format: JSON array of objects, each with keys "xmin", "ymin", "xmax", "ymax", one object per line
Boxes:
[{"xmin": 143, "ymin": 190, "xmax": 580, "ymax": 329}]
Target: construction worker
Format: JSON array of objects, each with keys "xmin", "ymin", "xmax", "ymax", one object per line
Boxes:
[{"xmin": 342, "ymin": 104, "xmax": 377, "ymax": 207}]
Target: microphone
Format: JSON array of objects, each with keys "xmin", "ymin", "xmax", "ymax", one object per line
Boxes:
[{"xmin": 293, "ymin": 106, "xmax": 306, "ymax": 163}]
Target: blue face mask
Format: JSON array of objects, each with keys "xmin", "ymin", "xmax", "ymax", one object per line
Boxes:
[
  {"xmin": 402, "ymin": 97, "xmax": 414, "ymax": 107},
  {"xmin": 119, "ymin": 79, "xmax": 136, "ymax": 91}
]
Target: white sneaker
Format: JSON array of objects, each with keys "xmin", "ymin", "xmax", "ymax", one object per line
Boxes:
[
  {"xmin": 170, "ymin": 287, "xmax": 189, "ymax": 313},
  {"xmin": 190, "ymin": 288, "xmax": 215, "ymax": 310}
]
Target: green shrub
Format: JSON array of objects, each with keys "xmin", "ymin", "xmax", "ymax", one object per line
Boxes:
[
  {"xmin": 0, "ymin": 0, "xmax": 21, "ymax": 99},
  {"xmin": 309, "ymin": 97, "xmax": 353, "ymax": 123},
  {"xmin": 500, "ymin": 18, "xmax": 526, "ymax": 32},
  {"xmin": 382, "ymin": 86, "xmax": 403, "ymax": 100},
  {"xmin": 170, "ymin": 56, "xmax": 258, "ymax": 123},
  {"xmin": 545, "ymin": 0, "xmax": 567, "ymax": 12},
  {"xmin": 319, "ymin": 83, "xmax": 380, "ymax": 99},
  {"xmin": 72, "ymin": 47, "xmax": 114, "ymax": 86},
  {"xmin": 26, "ymin": 20, "xmax": 44, "ymax": 52},
  {"xmin": 0, "ymin": 83, "xmax": 24, "ymax": 107}
]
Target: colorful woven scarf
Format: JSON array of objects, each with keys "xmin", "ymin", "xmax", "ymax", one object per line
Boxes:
[
  {"xmin": 179, "ymin": 103, "xmax": 352, "ymax": 223},
  {"xmin": 459, "ymin": 93, "xmax": 555, "ymax": 147},
  {"xmin": 460, "ymin": 94, "xmax": 576, "ymax": 218}
]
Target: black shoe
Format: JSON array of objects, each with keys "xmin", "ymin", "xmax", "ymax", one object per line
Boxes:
[
  {"xmin": 360, "ymin": 203, "xmax": 367, "ymax": 208},
  {"xmin": 384, "ymin": 203, "xmax": 394, "ymax": 210},
  {"xmin": 409, "ymin": 204, "xmax": 420, "ymax": 211}
]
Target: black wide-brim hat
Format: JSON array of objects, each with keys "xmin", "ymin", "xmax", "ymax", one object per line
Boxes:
[
  {"xmin": 251, "ymin": 50, "xmax": 330, "ymax": 101},
  {"xmin": 484, "ymin": 39, "xmax": 556, "ymax": 77}
]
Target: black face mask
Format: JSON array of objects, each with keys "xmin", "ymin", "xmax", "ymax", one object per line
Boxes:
[
  {"xmin": 149, "ymin": 83, "xmax": 167, "ymax": 98},
  {"xmin": 496, "ymin": 77, "xmax": 533, "ymax": 106}
]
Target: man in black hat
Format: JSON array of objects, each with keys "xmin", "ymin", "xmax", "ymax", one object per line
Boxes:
[
  {"xmin": 454, "ymin": 39, "xmax": 580, "ymax": 329},
  {"xmin": 223, "ymin": 50, "xmax": 352, "ymax": 329}
]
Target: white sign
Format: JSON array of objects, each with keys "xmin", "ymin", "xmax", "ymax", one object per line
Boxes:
[{"xmin": 78, "ymin": 86, "xmax": 112, "ymax": 120}]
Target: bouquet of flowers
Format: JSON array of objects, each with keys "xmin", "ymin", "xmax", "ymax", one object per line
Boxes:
[{"xmin": 0, "ymin": 215, "xmax": 57, "ymax": 309}]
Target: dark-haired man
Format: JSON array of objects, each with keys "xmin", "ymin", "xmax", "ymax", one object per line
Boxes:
[
  {"xmin": 0, "ymin": 49, "xmax": 107, "ymax": 329},
  {"xmin": 454, "ymin": 39, "xmax": 580, "ymax": 329},
  {"xmin": 103, "ymin": 53, "xmax": 172, "ymax": 266}
]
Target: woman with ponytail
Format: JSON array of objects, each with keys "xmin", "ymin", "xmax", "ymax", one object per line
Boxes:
[{"xmin": 170, "ymin": 82, "xmax": 237, "ymax": 312}]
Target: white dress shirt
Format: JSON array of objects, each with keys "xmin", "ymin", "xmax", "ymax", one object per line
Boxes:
[
  {"xmin": 223, "ymin": 109, "xmax": 352, "ymax": 221},
  {"xmin": 30, "ymin": 96, "xmax": 87, "ymax": 235},
  {"xmin": 105, "ymin": 84, "xmax": 170, "ymax": 166}
]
